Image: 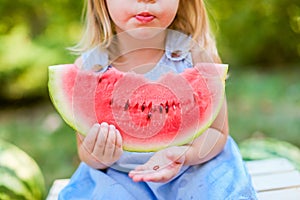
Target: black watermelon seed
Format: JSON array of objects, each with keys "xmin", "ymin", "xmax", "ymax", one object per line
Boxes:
[
  {"xmin": 141, "ymin": 103, "xmax": 146, "ymax": 112},
  {"xmin": 193, "ymin": 93, "xmax": 198, "ymax": 102},
  {"xmin": 124, "ymin": 100, "xmax": 130, "ymax": 111},
  {"xmin": 147, "ymin": 112, "xmax": 152, "ymax": 120},
  {"xmin": 165, "ymin": 105, "xmax": 169, "ymax": 113},
  {"xmin": 159, "ymin": 105, "xmax": 163, "ymax": 113}
]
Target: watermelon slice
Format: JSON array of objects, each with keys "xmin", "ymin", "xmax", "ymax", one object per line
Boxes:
[{"xmin": 48, "ymin": 63, "xmax": 228, "ymax": 152}]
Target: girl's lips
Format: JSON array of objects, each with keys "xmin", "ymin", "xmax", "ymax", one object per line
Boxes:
[{"xmin": 135, "ymin": 12, "xmax": 155, "ymax": 23}]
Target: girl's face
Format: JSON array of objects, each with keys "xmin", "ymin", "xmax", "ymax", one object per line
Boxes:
[{"xmin": 106, "ymin": 0, "xmax": 179, "ymax": 39}]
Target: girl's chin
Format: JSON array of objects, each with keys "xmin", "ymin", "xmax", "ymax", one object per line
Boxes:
[{"xmin": 121, "ymin": 27, "xmax": 166, "ymax": 40}]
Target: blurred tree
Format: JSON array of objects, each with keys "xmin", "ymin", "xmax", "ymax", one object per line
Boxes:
[
  {"xmin": 208, "ymin": 0, "xmax": 300, "ymax": 68},
  {"xmin": 0, "ymin": 0, "xmax": 83, "ymax": 104}
]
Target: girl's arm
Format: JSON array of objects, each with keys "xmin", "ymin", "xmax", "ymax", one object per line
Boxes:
[
  {"xmin": 183, "ymin": 98, "xmax": 228, "ymax": 166},
  {"xmin": 184, "ymin": 48, "xmax": 229, "ymax": 165}
]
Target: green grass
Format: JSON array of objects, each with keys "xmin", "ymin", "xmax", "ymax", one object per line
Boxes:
[
  {"xmin": 0, "ymin": 68, "xmax": 299, "ymax": 195},
  {"xmin": 226, "ymin": 68, "xmax": 300, "ymax": 145}
]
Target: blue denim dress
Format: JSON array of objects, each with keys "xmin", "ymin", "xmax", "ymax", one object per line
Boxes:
[{"xmin": 59, "ymin": 32, "xmax": 258, "ymax": 200}]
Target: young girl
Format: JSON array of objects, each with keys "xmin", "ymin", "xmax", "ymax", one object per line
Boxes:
[{"xmin": 59, "ymin": 0, "xmax": 257, "ymax": 199}]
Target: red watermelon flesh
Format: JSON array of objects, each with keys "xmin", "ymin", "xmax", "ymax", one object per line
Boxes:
[{"xmin": 48, "ymin": 63, "xmax": 228, "ymax": 152}]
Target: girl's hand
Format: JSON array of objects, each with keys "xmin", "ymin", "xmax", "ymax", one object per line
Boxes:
[
  {"xmin": 77, "ymin": 122, "xmax": 123, "ymax": 169},
  {"xmin": 129, "ymin": 146, "xmax": 187, "ymax": 183}
]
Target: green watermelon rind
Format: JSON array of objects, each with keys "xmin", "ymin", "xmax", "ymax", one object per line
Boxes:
[
  {"xmin": 48, "ymin": 65, "xmax": 99, "ymax": 135},
  {"xmin": 0, "ymin": 139, "xmax": 45, "ymax": 200},
  {"xmin": 0, "ymin": 169, "xmax": 33, "ymax": 200},
  {"xmin": 48, "ymin": 65, "xmax": 79, "ymax": 133}
]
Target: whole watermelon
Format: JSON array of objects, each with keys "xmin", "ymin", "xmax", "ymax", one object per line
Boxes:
[
  {"xmin": 239, "ymin": 137, "xmax": 300, "ymax": 170},
  {"xmin": 0, "ymin": 139, "xmax": 45, "ymax": 200}
]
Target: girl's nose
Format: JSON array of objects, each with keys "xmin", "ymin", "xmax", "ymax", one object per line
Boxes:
[{"xmin": 137, "ymin": 0, "xmax": 156, "ymax": 3}]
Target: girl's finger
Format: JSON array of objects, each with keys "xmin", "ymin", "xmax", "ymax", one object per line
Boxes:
[
  {"xmin": 103, "ymin": 125, "xmax": 117, "ymax": 157},
  {"xmin": 130, "ymin": 174, "xmax": 145, "ymax": 182},
  {"xmin": 81, "ymin": 124, "xmax": 100, "ymax": 153},
  {"xmin": 113, "ymin": 129, "xmax": 123, "ymax": 158},
  {"xmin": 76, "ymin": 132, "xmax": 85, "ymax": 142},
  {"xmin": 93, "ymin": 122, "xmax": 109, "ymax": 156}
]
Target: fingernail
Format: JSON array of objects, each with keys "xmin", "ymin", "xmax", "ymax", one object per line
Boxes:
[
  {"xmin": 101, "ymin": 122, "xmax": 108, "ymax": 127},
  {"xmin": 109, "ymin": 124, "xmax": 115, "ymax": 130}
]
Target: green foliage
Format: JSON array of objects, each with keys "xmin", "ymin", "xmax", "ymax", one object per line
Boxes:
[
  {"xmin": 208, "ymin": 0, "xmax": 300, "ymax": 67},
  {"xmin": 0, "ymin": 0, "xmax": 83, "ymax": 102}
]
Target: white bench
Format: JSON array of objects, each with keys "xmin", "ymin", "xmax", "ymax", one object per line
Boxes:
[
  {"xmin": 46, "ymin": 158, "xmax": 300, "ymax": 200},
  {"xmin": 246, "ymin": 158, "xmax": 300, "ymax": 200}
]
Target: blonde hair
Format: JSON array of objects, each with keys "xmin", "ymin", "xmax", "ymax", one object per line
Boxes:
[{"xmin": 72, "ymin": 0, "xmax": 221, "ymax": 62}]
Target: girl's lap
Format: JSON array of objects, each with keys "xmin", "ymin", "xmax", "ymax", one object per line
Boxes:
[{"xmin": 59, "ymin": 137, "xmax": 257, "ymax": 200}]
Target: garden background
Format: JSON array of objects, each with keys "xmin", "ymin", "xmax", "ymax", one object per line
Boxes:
[{"xmin": 0, "ymin": 0, "xmax": 299, "ymax": 196}]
